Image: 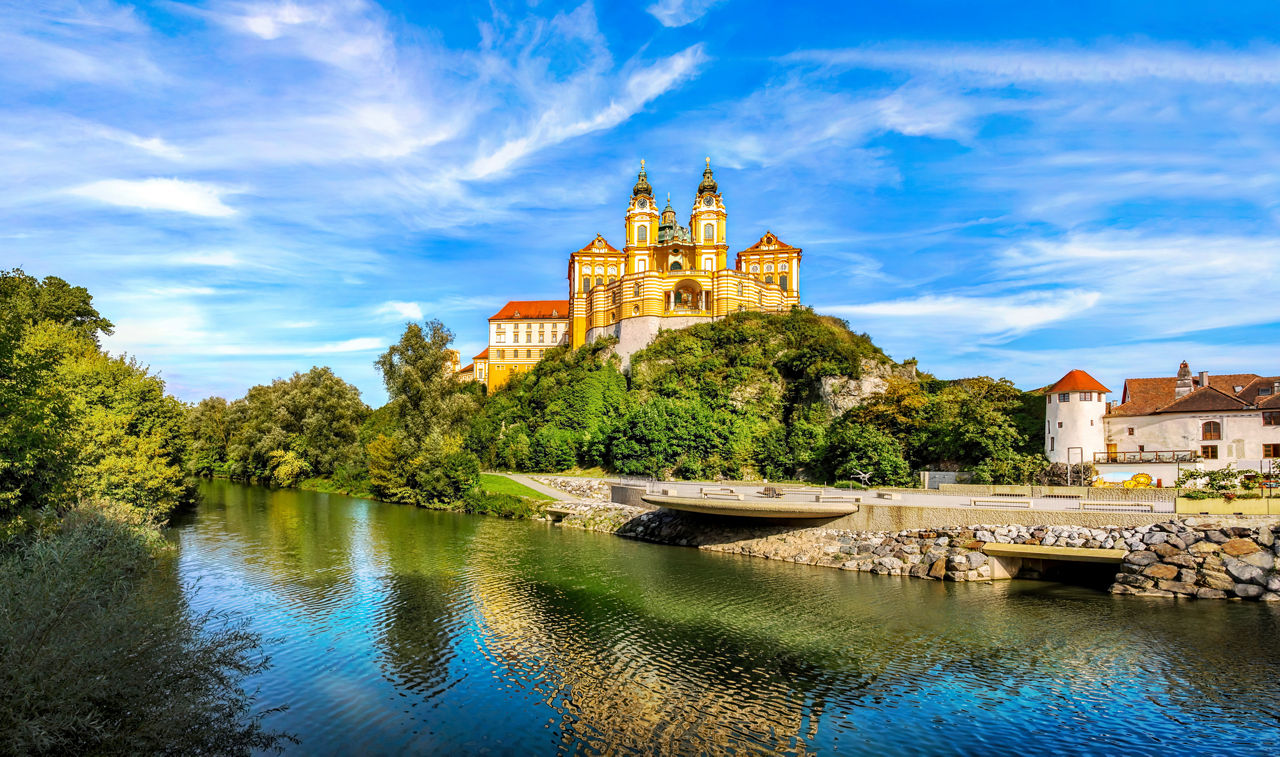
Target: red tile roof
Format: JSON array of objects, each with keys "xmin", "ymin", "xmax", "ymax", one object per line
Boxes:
[
  {"xmin": 457, "ymin": 363, "xmax": 474, "ymax": 374},
  {"xmin": 1048, "ymin": 369, "xmax": 1110, "ymax": 394},
  {"xmin": 1108, "ymin": 368, "xmax": 1276, "ymax": 417},
  {"xmin": 488, "ymin": 300, "xmax": 570, "ymax": 321},
  {"xmin": 473, "ymin": 347, "xmax": 490, "ymax": 360}
]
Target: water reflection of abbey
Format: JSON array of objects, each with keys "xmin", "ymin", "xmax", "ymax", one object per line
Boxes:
[{"xmin": 568, "ymin": 158, "xmax": 803, "ymax": 365}]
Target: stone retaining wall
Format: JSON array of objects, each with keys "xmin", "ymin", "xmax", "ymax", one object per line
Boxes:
[
  {"xmin": 555, "ymin": 504, "xmax": 1280, "ymax": 601},
  {"xmin": 1110, "ymin": 520, "xmax": 1280, "ymax": 601},
  {"xmin": 557, "ymin": 504, "xmax": 1132, "ymax": 582}
]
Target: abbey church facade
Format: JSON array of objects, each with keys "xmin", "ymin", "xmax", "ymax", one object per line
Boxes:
[{"xmin": 461, "ymin": 160, "xmax": 804, "ymax": 391}]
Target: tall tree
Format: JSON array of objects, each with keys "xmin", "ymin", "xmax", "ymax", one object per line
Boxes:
[
  {"xmin": 0, "ymin": 268, "xmax": 114, "ymax": 345},
  {"xmin": 375, "ymin": 320, "xmax": 473, "ymax": 444}
]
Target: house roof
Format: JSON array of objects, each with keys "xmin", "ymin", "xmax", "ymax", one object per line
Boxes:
[
  {"xmin": 1048, "ymin": 369, "xmax": 1110, "ymax": 394},
  {"xmin": 1108, "ymin": 367, "xmax": 1276, "ymax": 417},
  {"xmin": 473, "ymin": 347, "xmax": 490, "ymax": 360},
  {"xmin": 1156, "ymin": 385, "xmax": 1250, "ymax": 414},
  {"xmin": 488, "ymin": 300, "xmax": 570, "ymax": 321},
  {"xmin": 457, "ymin": 363, "xmax": 474, "ymax": 375}
]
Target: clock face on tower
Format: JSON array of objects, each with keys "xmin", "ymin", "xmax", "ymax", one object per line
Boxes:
[
  {"xmin": 703, "ymin": 196, "xmax": 714, "ymax": 207},
  {"xmin": 637, "ymin": 199, "xmax": 648, "ymax": 209}
]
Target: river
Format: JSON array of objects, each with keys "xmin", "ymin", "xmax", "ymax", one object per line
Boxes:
[{"xmin": 170, "ymin": 480, "xmax": 1280, "ymax": 755}]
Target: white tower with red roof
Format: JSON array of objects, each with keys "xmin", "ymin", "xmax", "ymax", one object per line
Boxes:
[{"xmin": 1044, "ymin": 369, "xmax": 1111, "ymax": 465}]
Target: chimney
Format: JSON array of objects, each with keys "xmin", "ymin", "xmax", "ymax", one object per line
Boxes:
[
  {"xmin": 1197, "ymin": 371, "xmax": 1209, "ymax": 389},
  {"xmin": 1175, "ymin": 361, "xmax": 1193, "ymax": 398}
]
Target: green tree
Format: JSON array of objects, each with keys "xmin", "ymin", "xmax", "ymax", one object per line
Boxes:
[
  {"xmin": 0, "ymin": 268, "xmax": 114, "ymax": 345},
  {"xmin": 187, "ymin": 396, "xmax": 230, "ymax": 477},
  {"xmin": 0, "ymin": 321, "xmax": 79, "ymax": 516},
  {"xmin": 376, "ymin": 320, "xmax": 474, "ymax": 445},
  {"xmin": 58, "ymin": 339, "xmax": 193, "ymax": 520},
  {"xmin": 221, "ymin": 367, "xmax": 369, "ymax": 484},
  {"xmin": 528, "ymin": 426, "xmax": 577, "ymax": 472},
  {"xmin": 818, "ymin": 417, "xmax": 912, "ymax": 486},
  {"xmin": 970, "ymin": 452, "xmax": 1051, "ymax": 485}
]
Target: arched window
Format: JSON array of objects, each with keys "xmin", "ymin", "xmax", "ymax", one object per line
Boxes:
[
  {"xmin": 703, "ymin": 222, "xmax": 714, "ymax": 242},
  {"xmin": 608, "ymin": 276, "xmax": 616, "ymax": 284},
  {"xmin": 779, "ymin": 262, "xmax": 789, "ymax": 271},
  {"xmin": 595, "ymin": 265, "xmax": 604, "ymax": 275},
  {"xmin": 581, "ymin": 276, "xmax": 590, "ymax": 292},
  {"xmin": 595, "ymin": 276, "xmax": 603, "ymax": 287},
  {"xmin": 1202, "ymin": 421, "xmax": 1221, "ymax": 440},
  {"xmin": 764, "ymin": 274, "xmax": 773, "ymax": 284},
  {"xmin": 764, "ymin": 263, "xmax": 774, "ymax": 273},
  {"xmin": 636, "ymin": 259, "xmax": 647, "ymax": 273},
  {"xmin": 779, "ymin": 274, "xmax": 788, "ymax": 291},
  {"xmin": 749, "ymin": 264, "xmax": 760, "ymax": 273},
  {"xmin": 633, "ymin": 283, "xmax": 641, "ymax": 297},
  {"xmin": 608, "ymin": 265, "xmax": 617, "ymax": 276},
  {"xmin": 637, "ymin": 225, "xmax": 647, "ymax": 244},
  {"xmin": 671, "ymin": 261, "xmax": 683, "ymax": 271},
  {"xmin": 738, "ymin": 282, "xmax": 744, "ymax": 296}
]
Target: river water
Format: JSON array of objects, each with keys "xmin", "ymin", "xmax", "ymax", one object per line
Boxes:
[{"xmin": 172, "ymin": 481, "xmax": 1280, "ymax": 755}]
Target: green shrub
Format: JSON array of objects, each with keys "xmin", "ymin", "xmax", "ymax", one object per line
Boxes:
[
  {"xmin": 528, "ymin": 426, "xmax": 577, "ymax": 472},
  {"xmin": 0, "ymin": 504, "xmax": 287, "ymax": 753},
  {"xmin": 458, "ymin": 489, "xmax": 544, "ymax": 519}
]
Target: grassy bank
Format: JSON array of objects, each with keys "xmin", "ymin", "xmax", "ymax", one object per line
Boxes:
[
  {"xmin": 277, "ymin": 473, "xmax": 551, "ymax": 520},
  {"xmin": 477, "ymin": 473, "xmax": 555, "ymax": 501}
]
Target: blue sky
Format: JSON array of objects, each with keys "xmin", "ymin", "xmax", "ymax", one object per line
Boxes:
[{"xmin": 4, "ymin": 0, "xmax": 1279, "ymax": 406}]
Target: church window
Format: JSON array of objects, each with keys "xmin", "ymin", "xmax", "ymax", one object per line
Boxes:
[
  {"xmin": 779, "ymin": 274, "xmax": 788, "ymax": 291},
  {"xmin": 1201, "ymin": 445, "xmax": 1218, "ymax": 460},
  {"xmin": 703, "ymin": 223, "xmax": 715, "ymax": 242},
  {"xmin": 764, "ymin": 274, "xmax": 773, "ymax": 284},
  {"xmin": 764, "ymin": 264, "xmax": 774, "ymax": 272},
  {"xmin": 749, "ymin": 264, "xmax": 759, "ymax": 273},
  {"xmin": 595, "ymin": 277, "xmax": 603, "ymax": 287},
  {"xmin": 608, "ymin": 265, "xmax": 617, "ymax": 276},
  {"xmin": 637, "ymin": 225, "xmax": 648, "ymax": 244},
  {"xmin": 1202, "ymin": 421, "xmax": 1221, "ymax": 441},
  {"xmin": 636, "ymin": 259, "xmax": 647, "ymax": 273},
  {"xmin": 738, "ymin": 282, "xmax": 744, "ymax": 296},
  {"xmin": 581, "ymin": 276, "xmax": 591, "ymax": 292},
  {"xmin": 633, "ymin": 304, "xmax": 640, "ymax": 315},
  {"xmin": 608, "ymin": 276, "xmax": 616, "ymax": 284},
  {"xmin": 702, "ymin": 256, "xmax": 714, "ymax": 270},
  {"xmin": 780, "ymin": 262, "xmax": 789, "ymax": 271},
  {"xmin": 671, "ymin": 261, "xmax": 683, "ymax": 271},
  {"xmin": 634, "ymin": 283, "xmax": 641, "ymax": 297},
  {"xmin": 595, "ymin": 265, "xmax": 604, "ymax": 275}
]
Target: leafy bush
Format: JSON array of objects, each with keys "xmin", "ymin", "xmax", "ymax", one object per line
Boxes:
[
  {"xmin": 458, "ymin": 489, "xmax": 545, "ymax": 519},
  {"xmin": 528, "ymin": 426, "xmax": 577, "ymax": 472},
  {"xmin": 970, "ymin": 453, "xmax": 1051, "ymax": 485},
  {"xmin": 0, "ymin": 505, "xmax": 286, "ymax": 753}
]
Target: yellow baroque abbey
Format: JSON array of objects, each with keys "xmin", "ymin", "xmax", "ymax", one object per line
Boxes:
[{"xmin": 461, "ymin": 159, "xmax": 802, "ymax": 391}]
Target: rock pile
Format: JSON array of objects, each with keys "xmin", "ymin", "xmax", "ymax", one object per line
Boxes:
[
  {"xmin": 1110, "ymin": 520, "xmax": 1280, "ymax": 601},
  {"xmin": 533, "ymin": 477, "xmax": 611, "ymax": 501}
]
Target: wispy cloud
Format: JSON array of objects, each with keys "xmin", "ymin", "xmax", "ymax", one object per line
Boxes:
[
  {"xmin": 822, "ymin": 290, "xmax": 1101, "ymax": 343},
  {"xmin": 67, "ymin": 178, "xmax": 240, "ymax": 217},
  {"xmin": 646, "ymin": 0, "xmax": 724, "ymax": 28},
  {"xmin": 788, "ymin": 44, "xmax": 1280, "ymax": 85},
  {"xmin": 376, "ymin": 300, "xmax": 423, "ymax": 321}
]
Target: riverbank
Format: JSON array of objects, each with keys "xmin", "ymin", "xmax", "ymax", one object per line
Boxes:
[{"xmin": 552, "ymin": 501, "xmax": 1280, "ymax": 601}]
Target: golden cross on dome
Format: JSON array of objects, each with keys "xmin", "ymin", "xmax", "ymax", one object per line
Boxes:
[{"xmin": 705, "ymin": 156, "xmax": 710, "ymax": 167}]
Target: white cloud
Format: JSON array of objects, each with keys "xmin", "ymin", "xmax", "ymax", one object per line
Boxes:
[
  {"xmin": 789, "ymin": 44, "xmax": 1280, "ymax": 85},
  {"xmin": 822, "ymin": 290, "xmax": 1101, "ymax": 342},
  {"xmin": 376, "ymin": 300, "xmax": 423, "ymax": 321},
  {"xmin": 646, "ymin": 0, "xmax": 724, "ymax": 27},
  {"xmin": 67, "ymin": 178, "xmax": 240, "ymax": 217}
]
